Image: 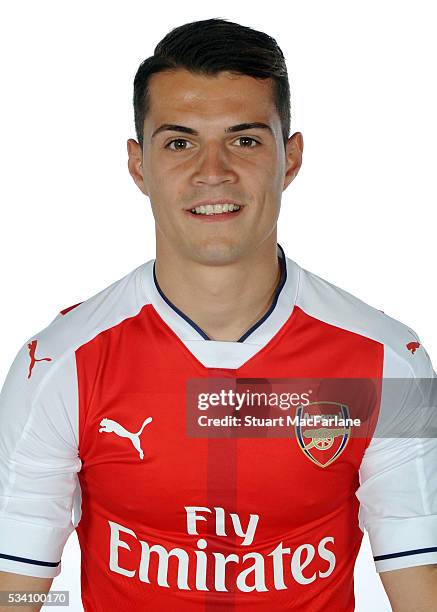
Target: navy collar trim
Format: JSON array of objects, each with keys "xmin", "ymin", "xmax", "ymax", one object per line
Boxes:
[{"xmin": 152, "ymin": 243, "xmax": 287, "ymax": 343}]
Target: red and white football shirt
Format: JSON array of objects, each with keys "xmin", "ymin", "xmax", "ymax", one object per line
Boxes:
[{"xmin": 0, "ymin": 243, "xmax": 436, "ymax": 611}]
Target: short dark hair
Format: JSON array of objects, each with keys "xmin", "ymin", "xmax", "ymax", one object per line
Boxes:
[{"xmin": 133, "ymin": 18, "xmax": 291, "ymax": 150}]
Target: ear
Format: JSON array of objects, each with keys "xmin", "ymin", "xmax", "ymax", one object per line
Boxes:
[
  {"xmin": 127, "ymin": 138, "xmax": 149, "ymax": 196},
  {"xmin": 283, "ymin": 132, "xmax": 304, "ymax": 191}
]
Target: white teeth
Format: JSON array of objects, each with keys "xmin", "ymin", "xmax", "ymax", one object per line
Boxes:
[{"xmin": 190, "ymin": 203, "xmax": 241, "ymax": 215}]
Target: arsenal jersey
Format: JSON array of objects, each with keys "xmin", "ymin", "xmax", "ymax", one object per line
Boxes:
[{"xmin": 1, "ymin": 243, "xmax": 436, "ymax": 611}]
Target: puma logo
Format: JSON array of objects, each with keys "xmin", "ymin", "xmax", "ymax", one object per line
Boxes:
[
  {"xmin": 27, "ymin": 339, "xmax": 52, "ymax": 379},
  {"xmin": 406, "ymin": 341, "xmax": 421, "ymax": 354},
  {"xmin": 98, "ymin": 417, "xmax": 153, "ymax": 460}
]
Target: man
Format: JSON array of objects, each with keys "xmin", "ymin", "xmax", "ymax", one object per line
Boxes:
[{"xmin": 0, "ymin": 17, "xmax": 436, "ymax": 612}]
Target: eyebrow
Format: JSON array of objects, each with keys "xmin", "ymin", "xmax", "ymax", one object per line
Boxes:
[{"xmin": 151, "ymin": 122, "xmax": 273, "ymax": 139}]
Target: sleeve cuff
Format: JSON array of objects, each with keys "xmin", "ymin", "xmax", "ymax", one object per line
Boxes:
[
  {"xmin": 0, "ymin": 516, "xmax": 73, "ymax": 578},
  {"xmin": 366, "ymin": 514, "xmax": 437, "ymax": 572}
]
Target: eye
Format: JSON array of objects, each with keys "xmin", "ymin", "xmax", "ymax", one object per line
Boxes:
[
  {"xmin": 233, "ymin": 136, "xmax": 260, "ymax": 148},
  {"xmin": 165, "ymin": 138, "xmax": 194, "ymax": 151}
]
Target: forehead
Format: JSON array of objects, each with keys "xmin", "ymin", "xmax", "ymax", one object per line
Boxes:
[{"xmin": 146, "ymin": 69, "xmax": 277, "ymax": 124}]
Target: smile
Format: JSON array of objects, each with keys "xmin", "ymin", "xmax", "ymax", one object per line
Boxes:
[{"xmin": 189, "ymin": 203, "xmax": 241, "ymax": 215}]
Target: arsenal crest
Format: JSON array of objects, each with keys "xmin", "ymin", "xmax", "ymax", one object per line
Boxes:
[{"xmin": 295, "ymin": 401, "xmax": 351, "ymax": 468}]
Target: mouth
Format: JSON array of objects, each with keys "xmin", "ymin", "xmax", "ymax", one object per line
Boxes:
[{"xmin": 184, "ymin": 199, "xmax": 245, "ymax": 220}]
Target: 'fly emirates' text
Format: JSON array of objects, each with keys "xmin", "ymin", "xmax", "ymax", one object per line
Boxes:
[{"xmin": 108, "ymin": 506, "xmax": 336, "ymax": 592}]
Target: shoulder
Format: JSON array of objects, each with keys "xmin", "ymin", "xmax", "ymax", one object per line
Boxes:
[
  {"xmin": 24, "ymin": 260, "xmax": 152, "ymax": 382},
  {"xmin": 0, "ymin": 260, "xmax": 153, "ymax": 411},
  {"xmin": 293, "ymin": 261, "xmax": 435, "ymax": 378}
]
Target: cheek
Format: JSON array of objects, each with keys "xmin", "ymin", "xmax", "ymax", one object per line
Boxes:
[
  {"xmin": 147, "ymin": 173, "xmax": 179, "ymax": 207},
  {"xmin": 147, "ymin": 184, "xmax": 186, "ymax": 230},
  {"xmin": 248, "ymin": 150, "xmax": 282, "ymax": 182},
  {"xmin": 149, "ymin": 157, "xmax": 186, "ymax": 194},
  {"xmin": 252, "ymin": 165, "xmax": 282, "ymax": 193}
]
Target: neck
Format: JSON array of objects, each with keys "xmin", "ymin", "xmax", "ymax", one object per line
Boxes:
[{"xmin": 154, "ymin": 238, "xmax": 282, "ymax": 342}]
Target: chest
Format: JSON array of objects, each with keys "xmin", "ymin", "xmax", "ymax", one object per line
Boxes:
[{"xmin": 75, "ymin": 312, "xmax": 381, "ymax": 536}]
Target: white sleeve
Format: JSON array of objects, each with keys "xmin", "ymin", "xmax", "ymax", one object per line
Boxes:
[
  {"xmin": 0, "ymin": 333, "xmax": 82, "ymax": 578},
  {"xmin": 356, "ymin": 329, "xmax": 437, "ymax": 572}
]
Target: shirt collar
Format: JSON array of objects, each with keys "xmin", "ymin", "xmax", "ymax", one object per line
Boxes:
[{"xmin": 142, "ymin": 243, "xmax": 300, "ymax": 348}]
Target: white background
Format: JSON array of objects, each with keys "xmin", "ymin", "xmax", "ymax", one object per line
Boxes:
[{"xmin": 1, "ymin": 1, "xmax": 436, "ymax": 610}]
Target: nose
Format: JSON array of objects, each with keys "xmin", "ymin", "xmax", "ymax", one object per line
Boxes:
[{"xmin": 192, "ymin": 142, "xmax": 238, "ymax": 186}]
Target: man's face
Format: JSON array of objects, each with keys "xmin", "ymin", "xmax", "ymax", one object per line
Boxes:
[{"xmin": 127, "ymin": 68, "xmax": 303, "ymax": 264}]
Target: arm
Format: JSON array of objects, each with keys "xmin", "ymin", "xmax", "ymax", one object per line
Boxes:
[
  {"xmin": 379, "ymin": 564, "xmax": 437, "ymax": 612},
  {"xmin": 0, "ymin": 334, "xmax": 81, "ymax": 587},
  {"xmin": 0, "ymin": 572, "xmax": 53, "ymax": 612},
  {"xmin": 355, "ymin": 328, "xmax": 437, "ymax": 609}
]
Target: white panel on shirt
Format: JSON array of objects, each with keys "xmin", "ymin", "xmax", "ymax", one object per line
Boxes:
[
  {"xmin": 357, "ymin": 340, "xmax": 437, "ymax": 572},
  {"xmin": 0, "ymin": 262, "xmax": 150, "ymax": 577},
  {"xmin": 0, "ymin": 342, "xmax": 80, "ymax": 578},
  {"xmin": 297, "ymin": 265, "xmax": 437, "ymax": 573}
]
